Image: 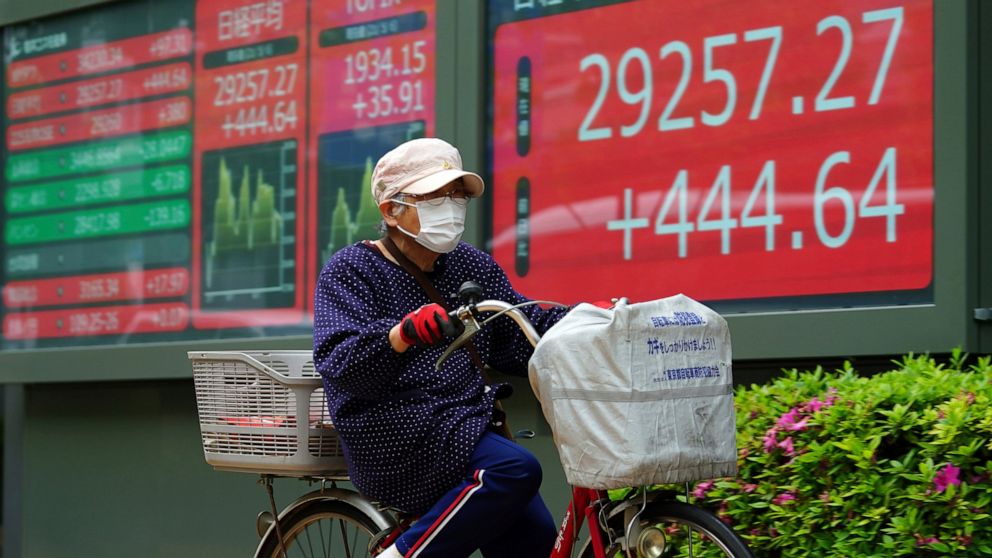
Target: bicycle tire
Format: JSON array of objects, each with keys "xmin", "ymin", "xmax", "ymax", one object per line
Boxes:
[
  {"xmin": 578, "ymin": 501, "xmax": 754, "ymax": 558},
  {"xmin": 257, "ymin": 500, "xmax": 381, "ymax": 558}
]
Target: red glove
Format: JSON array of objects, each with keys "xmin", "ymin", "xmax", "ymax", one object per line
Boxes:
[{"xmin": 399, "ymin": 303, "xmax": 464, "ymax": 347}]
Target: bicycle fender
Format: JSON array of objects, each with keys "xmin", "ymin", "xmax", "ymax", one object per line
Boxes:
[{"xmin": 253, "ymin": 486, "xmax": 397, "ymax": 558}]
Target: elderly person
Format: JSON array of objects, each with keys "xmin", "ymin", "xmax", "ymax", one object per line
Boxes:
[{"xmin": 313, "ymin": 138, "xmax": 568, "ymax": 557}]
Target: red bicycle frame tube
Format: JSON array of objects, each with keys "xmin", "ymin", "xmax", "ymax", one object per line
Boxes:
[{"xmin": 549, "ymin": 487, "xmax": 610, "ymax": 558}]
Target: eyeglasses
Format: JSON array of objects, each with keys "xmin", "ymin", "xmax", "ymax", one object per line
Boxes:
[{"xmin": 395, "ymin": 190, "xmax": 470, "ymax": 207}]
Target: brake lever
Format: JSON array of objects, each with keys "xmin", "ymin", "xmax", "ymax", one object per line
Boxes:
[{"xmin": 436, "ymin": 313, "xmax": 480, "ymax": 371}]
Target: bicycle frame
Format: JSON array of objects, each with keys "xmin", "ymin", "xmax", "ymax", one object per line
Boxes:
[
  {"xmin": 551, "ymin": 486, "xmax": 610, "ymax": 558},
  {"xmin": 445, "ymin": 297, "xmax": 620, "ymax": 558}
]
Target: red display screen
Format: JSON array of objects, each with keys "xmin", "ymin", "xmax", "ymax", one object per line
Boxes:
[
  {"xmin": 306, "ymin": 0, "xmax": 436, "ymax": 309},
  {"xmin": 192, "ymin": 0, "xmax": 308, "ymax": 329},
  {"xmin": 489, "ymin": 0, "xmax": 933, "ymax": 306}
]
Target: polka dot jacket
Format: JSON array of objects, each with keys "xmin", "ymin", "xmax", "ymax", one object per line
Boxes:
[{"xmin": 313, "ymin": 241, "xmax": 567, "ymax": 514}]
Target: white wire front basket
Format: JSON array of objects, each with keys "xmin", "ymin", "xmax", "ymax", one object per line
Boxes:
[{"xmin": 188, "ymin": 350, "xmax": 348, "ymax": 477}]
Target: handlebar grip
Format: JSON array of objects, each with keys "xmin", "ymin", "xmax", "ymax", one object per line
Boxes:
[
  {"xmin": 436, "ymin": 317, "xmax": 480, "ymax": 371},
  {"xmin": 442, "ymin": 311, "xmax": 466, "ymax": 338}
]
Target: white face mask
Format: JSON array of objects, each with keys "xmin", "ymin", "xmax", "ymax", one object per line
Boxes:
[{"xmin": 393, "ymin": 197, "xmax": 467, "ymax": 253}]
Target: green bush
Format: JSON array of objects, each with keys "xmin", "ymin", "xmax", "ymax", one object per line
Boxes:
[{"xmin": 695, "ymin": 351, "xmax": 992, "ymax": 557}]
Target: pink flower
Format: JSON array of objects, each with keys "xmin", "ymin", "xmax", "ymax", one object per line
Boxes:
[
  {"xmin": 772, "ymin": 492, "xmax": 796, "ymax": 505},
  {"xmin": 742, "ymin": 483, "xmax": 758, "ymax": 493},
  {"xmin": 762, "ymin": 428, "xmax": 779, "ymax": 453},
  {"xmin": 775, "ymin": 406, "xmax": 810, "ymax": 431},
  {"xmin": 717, "ymin": 499, "xmax": 731, "ymax": 524},
  {"xmin": 933, "ymin": 463, "xmax": 961, "ymax": 493},
  {"xmin": 777, "ymin": 436, "xmax": 796, "ymax": 456},
  {"xmin": 806, "ymin": 397, "xmax": 826, "ymax": 413},
  {"xmin": 819, "ymin": 491, "xmax": 830, "ymax": 502},
  {"xmin": 692, "ymin": 481, "xmax": 715, "ymax": 499},
  {"xmin": 776, "ymin": 408, "xmax": 801, "ymax": 429},
  {"xmin": 785, "ymin": 417, "xmax": 809, "ymax": 431}
]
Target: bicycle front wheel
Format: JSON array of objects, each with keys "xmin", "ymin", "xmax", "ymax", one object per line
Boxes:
[
  {"xmin": 257, "ymin": 500, "xmax": 381, "ymax": 558},
  {"xmin": 579, "ymin": 501, "xmax": 754, "ymax": 558}
]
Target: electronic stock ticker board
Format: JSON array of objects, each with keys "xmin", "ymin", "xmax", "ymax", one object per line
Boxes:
[
  {"xmin": 2, "ymin": 0, "xmax": 435, "ymax": 349},
  {"xmin": 0, "ymin": 0, "xmax": 938, "ymax": 351}
]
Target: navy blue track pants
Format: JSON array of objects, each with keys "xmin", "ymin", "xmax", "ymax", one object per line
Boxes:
[{"xmin": 395, "ymin": 431, "xmax": 557, "ymax": 558}]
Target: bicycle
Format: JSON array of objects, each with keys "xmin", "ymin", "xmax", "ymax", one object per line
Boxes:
[{"xmin": 189, "ymin": 285, "xmax": 754, "ymax": 558}]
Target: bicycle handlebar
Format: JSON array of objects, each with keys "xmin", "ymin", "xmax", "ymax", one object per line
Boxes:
[{"xmin": 435, "ymin": 298, "xmax": 568, "ymax": 370}]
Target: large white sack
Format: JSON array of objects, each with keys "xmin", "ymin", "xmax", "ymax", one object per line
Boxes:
[{"xmin": 529, "ymin": 294, "xmax": 738, "ymax": 489}]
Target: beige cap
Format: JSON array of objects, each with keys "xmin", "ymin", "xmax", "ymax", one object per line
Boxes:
[{"xmin": 371, "ymin": 138, "xmax": 485, "ymax": 205}]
